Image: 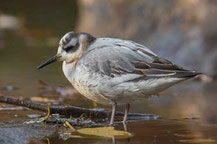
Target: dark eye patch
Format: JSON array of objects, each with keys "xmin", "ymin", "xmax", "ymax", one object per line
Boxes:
[
  {"xmin": 63, "ymin": 43, "xmax": 80, "ymax": 52},
  {"xmin": 64, "ymin": 46, "xmax": 74, "ymax": 52}
]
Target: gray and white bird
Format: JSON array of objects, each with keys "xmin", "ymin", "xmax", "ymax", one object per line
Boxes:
[{"xmin": 38, "ymin": 32, "xmax": 200, "ymax": 125}]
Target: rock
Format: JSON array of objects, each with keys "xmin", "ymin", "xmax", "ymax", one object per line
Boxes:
[{"xmin": 0, "ymin": 121, "xmax": 56, "ymax": 144}]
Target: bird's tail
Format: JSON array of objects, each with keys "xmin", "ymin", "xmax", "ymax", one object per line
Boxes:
[{"xmin": 175, "ymin": 71, "xmax": 201, "ymax": 78}]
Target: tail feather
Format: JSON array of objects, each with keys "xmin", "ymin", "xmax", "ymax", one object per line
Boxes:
[{"xmin": 175, "ymin": 71, "xmax": 201, "ymax": 78}]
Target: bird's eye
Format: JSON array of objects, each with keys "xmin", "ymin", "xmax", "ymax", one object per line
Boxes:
[
  {"xmin": 63, "ymin": 43, "xmax": 80, "ymax": 52},
  {"xmin": 64, "ymin": 46, "xmax": 74, "ymax": 52}
]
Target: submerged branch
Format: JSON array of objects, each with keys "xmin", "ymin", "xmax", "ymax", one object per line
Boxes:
[
  {"xmin": 0, "ymin": 96, "xmax": 157, "ymax": 119},
  {"xmin": 0, "ymin": 96, "xmax": 108, "ymax": 118}
]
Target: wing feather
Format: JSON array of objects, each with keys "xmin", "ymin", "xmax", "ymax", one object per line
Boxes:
[{"xmin": 79, "ymin": 38, "xmax": 199, "ymax": 80}]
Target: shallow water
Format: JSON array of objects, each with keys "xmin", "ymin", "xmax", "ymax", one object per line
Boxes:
[
  {"xmin": 0, "ymin": 1, "xmax": 217, "ymax": 144},
  {"xmin": 46, "ymin": 119, "xmax": 217, "ymax": 144}
]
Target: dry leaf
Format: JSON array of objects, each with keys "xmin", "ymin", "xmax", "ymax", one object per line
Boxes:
[
  {"xmin": 40, "ymin": 104, "xmax": 50, "ymax": 122},
  {"xmin": 65, "ymin": 121, "xmax": 76, "ymax": 131},
  {"xmin": 69, "ymin": 127, "xmax": 133, "ymax": 139},
  {"xmin": 180, "ymin": 138, "xmax": 216, "ymax": 143}
]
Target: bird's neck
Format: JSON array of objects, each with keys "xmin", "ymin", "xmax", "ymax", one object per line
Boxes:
[{"xmin": 62, "ymin": 61, "xmax": 75, "ymax": 84}]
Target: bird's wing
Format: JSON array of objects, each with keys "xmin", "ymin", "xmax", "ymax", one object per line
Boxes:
[{"xmin": 79, "ymin": 38, "xmax": 198, "ymax": 80}]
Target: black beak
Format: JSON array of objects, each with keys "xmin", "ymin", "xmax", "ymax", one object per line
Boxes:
[{"xmin": 37, "ymin": 55, "xmax": 60, "ymax": 69}]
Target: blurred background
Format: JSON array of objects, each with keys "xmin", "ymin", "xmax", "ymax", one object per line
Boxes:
[{"xmin": 0, "ymin": 0, "xmax": 217, "ymax": 143}]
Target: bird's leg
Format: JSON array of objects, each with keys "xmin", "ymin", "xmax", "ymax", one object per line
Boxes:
[
  {"xmin": 123, "ymin": 103, "xmax": 130, "ymax": 123},
  {"xmin": 109, "ymin": 100, "xmax": 117, "ymax": 126}
]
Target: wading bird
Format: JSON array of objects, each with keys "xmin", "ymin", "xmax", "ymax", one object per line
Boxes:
[{"xmin": 38, "ymin": 32, "xmax": 200, "ymax": 125}]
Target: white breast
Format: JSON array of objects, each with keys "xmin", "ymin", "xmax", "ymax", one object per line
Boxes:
[{"xmin": 62, "ymin": 62, "xmax": 111, "ymax": 105}]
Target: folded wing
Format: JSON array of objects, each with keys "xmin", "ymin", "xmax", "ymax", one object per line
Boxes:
[{"xmin": 80, "ymin": 39, "xmax": 199, "ymax": 81}]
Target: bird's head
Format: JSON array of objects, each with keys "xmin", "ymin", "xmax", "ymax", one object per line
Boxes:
[{"xmin": 37, "ymin": 32, "xmax": 96, "ymax": 69}]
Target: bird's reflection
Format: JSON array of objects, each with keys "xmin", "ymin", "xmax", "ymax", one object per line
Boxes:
[
  {"xmin": 111, "ymin": 122, "xmax": 131, "ymax": 144},
  {"xmin": 123, "ymin": 122, "xmax": 128, "ymax": 132}
]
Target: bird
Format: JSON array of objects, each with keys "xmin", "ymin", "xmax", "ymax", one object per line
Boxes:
[{"xmin": 38, "ymin": 31, "xmax": 200, "ymax": 125}]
